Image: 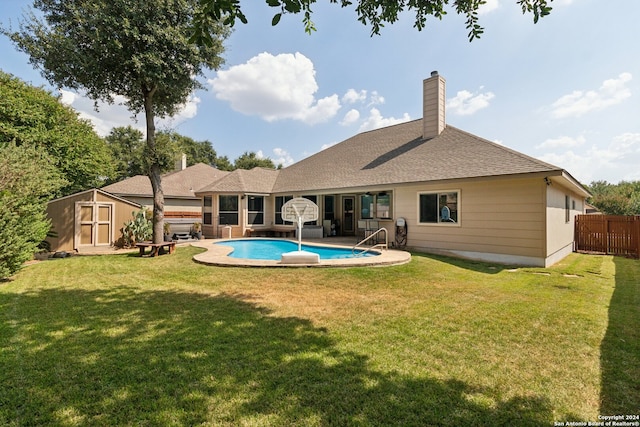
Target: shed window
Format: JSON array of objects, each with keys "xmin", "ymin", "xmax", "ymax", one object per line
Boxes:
[
  {"xmin": 219, "ymin": 195, "xmax": 238, "ymax": 226},
  {"xmin": 419, "ymin": 191, "xmax": 458, "ymax": 224}
]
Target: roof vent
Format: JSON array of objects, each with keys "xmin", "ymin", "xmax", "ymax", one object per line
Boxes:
[{"xmin": 430, "ymin": 70, "xmax": 439, "ymax": 77}]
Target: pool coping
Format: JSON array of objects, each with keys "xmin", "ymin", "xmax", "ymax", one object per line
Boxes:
[{"xmin": 191, "ymin": 238, "xmax": 412, "ymax": 268}]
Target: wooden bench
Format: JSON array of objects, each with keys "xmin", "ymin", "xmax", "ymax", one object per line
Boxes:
[{"xmin": 136, "ymin": 241, "xmax": 176, "ymax": 257}]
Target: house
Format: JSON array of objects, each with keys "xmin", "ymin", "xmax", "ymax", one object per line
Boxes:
[
  {"xmin": 46, "ymin": 188, "xmax": 141, "ymax": 252},
  {"xmin": 196, "ymin": 72, "xmax": 590, "ymax": 267},
  {"xmin": 45, "ymin": 161, "xmax": 227, "ymax": 252},
  {"xmin": 102, "ymin": 161, "xmax": 228, "ymax": 236}
]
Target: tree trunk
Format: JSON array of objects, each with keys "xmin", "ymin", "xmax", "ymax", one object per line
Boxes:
[{"xmin": 143, "ymin": 87, "xmax": 164, "ymax": 244}]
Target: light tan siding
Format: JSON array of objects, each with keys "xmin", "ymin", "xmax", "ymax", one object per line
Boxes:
[
  {"xmin": 546, "ymin": 183, "xmax": 586, "ymax": 264},
  {"xmin": 46, "ymin": 190, "xmax": 140, "ymax": 252},
  {"xmin": 395, "ymin": 177, "xmax": 547, "ymax": 263}
]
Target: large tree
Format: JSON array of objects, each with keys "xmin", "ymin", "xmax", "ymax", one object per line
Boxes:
[
  {"xmin": 587, "ymin": 180, "xmax": 640, "ymax": 215},
  {"xmin": 0, "ymin": 70, "xmax": 113, "ymax": 196},
  {"xmin": 106, "ymin": 127, "xmax": 228, "ymax": 181},
  {"xmin": 191, "ymin": 0, "xmax": 553, "ymax": 44},
  {"xmin": 234, "ymin": 151, "xmax": 279, "ymax": 170},
  {"xmin": 4, "ymin": 0, "xmax": 228, "ymax": 243},
  {"xmin": 157, "ymin": 130, "xmax": 219, "ymax": 168},
  {"xmin": 105, "ymin": 126, "xmax": 146, "ymax": 183}
]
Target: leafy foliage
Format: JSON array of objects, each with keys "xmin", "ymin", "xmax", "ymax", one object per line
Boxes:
[
  {"xmin": 106, "ymin": 127, "xmax": 231, "ymax": 179},
  {"xmin": 122, "ymin": 209, "xmax": 153, "ymax": 248},
  {"xmin": 0, "ymin": 70, "xmax": 113, "ymax": 196},
  {"xmin": 105, "ymin": 126, "xmax": 146, "ymax": 182},
  {"xmin": 191, "ymin": 0, "xmax": 554, "ymax": 44},
  {"xmin": 156, "ymin": 130, "xmax": 219, "ymax": 169},
  {"xmin": 3, "ymin": 0, "xmax": 229, "ymax": 243},
  {"xmin": 0, "ymin": 143, "xmax": 66, "ymax": 279},
  {"xmin": 234, "ymin": 151, "xmax": 279, "ymax": 170},
  {"xmin": 587, "ymin": 180, "xmax": 640, "ymax": 215}
]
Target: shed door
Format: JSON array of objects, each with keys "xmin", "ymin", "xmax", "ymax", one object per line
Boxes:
[{"xmin": 76, "ymin": 202, "xmax": 113, "ymax": 248}]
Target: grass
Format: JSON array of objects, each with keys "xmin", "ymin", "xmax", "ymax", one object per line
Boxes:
[{"xmin": 1, "ymin": 247, "xmax": 638, "ymax": 426}]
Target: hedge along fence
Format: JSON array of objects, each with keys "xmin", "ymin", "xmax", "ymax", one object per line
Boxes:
[{"xmin": 574, "ymin": 215, "xmax": 640, "ymax": 259}]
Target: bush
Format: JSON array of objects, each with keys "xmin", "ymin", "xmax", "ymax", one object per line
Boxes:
[{"xmin": 0, "ymin": 144, "xmax": 65, "ymax": 279}]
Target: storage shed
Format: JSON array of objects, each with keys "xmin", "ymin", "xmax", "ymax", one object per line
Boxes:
[{"xmin": 46, "ymin": 189, "xmax": 141, "ymax": 253}]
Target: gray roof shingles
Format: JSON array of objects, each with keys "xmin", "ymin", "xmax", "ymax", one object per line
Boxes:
[
  {"xmin": 197, "ymin": 167, "xmax": 280, "ymax": 194},
  {"xmin": 102, "ymin": 163, "xmax": 228, "ymax": 198},
  {"xmin": 272, "ymin": 120, "xmax": 561, "ymax": 193},
  {"xmin": 105, "ymin": 120, "xmax": 567, "ymax": 197}
]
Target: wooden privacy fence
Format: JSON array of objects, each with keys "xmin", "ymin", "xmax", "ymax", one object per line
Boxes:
[{"xmin": 574, "ymin": 215, "xmax": 640, "ymax": 258}]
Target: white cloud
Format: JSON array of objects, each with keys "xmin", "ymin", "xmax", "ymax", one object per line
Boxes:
[
  {"xmin": 368, "ymin": 91, "xmax": 385, "ymax": 106},
  {"xmin": 358, "ymin": 108, "xmax": 411, "ymax": 132},
  {"xmin": 58, "ymin": 89, "xmax": 76, "ymax": 106},
  {"xmin": 56, "ymin": 89, "xmax": 200, "ymax": 136},
  {"xmin": 272, "ymin": 147, "xmax": 295, "ymax": 166},
  {"xmin": 537, "ymin": 132, "xmax": 640, "ymax": 183},
  {"xmin": 210, "ymin": 52, "xmax": 340, "ymax": 125},
  {"xmin": 320, "ymin": 141, "xmax": 339, "ymax": 151},
  {"xmin": 446, "ymin": 89, "xmax": 495, "ymax": 116},
  {"xmin": 478, "ymin": 0, "xmax": 500, "ymax": 15},
  {"xmin": 342, "ymin": 89, "xmax": 367, "ymax": 104},
  {"xmin": 340, "ymin": 109, "xmax": 360, "ymax": 126},
  {"xmin": 536, "ymin": 135, "xmax": 586, "ymax": 149},
  {"xmin": 550, "ymin": 72, "xmax": 632, "ymax": 119}
]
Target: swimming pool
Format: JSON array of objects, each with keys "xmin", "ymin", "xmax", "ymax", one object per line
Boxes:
[{"xmin": 214, "ymin": 239, "xmax": 378, "ymax": 260}]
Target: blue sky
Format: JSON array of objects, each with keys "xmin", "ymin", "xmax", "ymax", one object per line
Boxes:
[{"xmin": 2, "ymin": 0, "xmax": 639, "ymax": 184}]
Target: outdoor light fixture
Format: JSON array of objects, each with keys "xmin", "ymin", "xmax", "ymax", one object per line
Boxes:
[{"xmin": 544, "ymin": 177, "xmax": 551, "ymax": 186}]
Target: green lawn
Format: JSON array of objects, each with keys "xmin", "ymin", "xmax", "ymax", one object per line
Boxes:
[{"xmin": 1, "ymin": 247, "xmax": 638, "ymax": 426}]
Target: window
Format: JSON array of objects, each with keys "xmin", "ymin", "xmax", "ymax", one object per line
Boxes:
[
  {"xmin": 302, "ymin": 195, "xmax": 317, "ymax": 225},
  {"xmin": 203, "ymin": 196, "xmax": 213, "ymax": 225},
  {"xmin": 247, "ymin": 196, "xmax": 264, "ymax": 225},
  {"xmin": 324, "ymin": 195, "xmax": 334, "ymax": 221},
  {"xmin": 419, "ymin": 191, "xmax": 458, "ymax": 224},
  {"xmin": 219, "ymin": 195, "xmax": 239, "ymax": 225},
  {"xmin": 376, "ymin": 193, "xmax": 390, "ymax": 218},
  {"xmin": 275, "ymin": 195, "xmax": 293, "ymax": 225},
  {"xmin": 565, "ymin": 195, "xmax": 570, "ymax": 223},
  {"xmin": 360, "ymin": 194, "xmax": 374, "ymax": 219}
]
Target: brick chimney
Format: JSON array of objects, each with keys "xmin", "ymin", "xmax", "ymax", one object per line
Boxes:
[{"xmin": 423, "ymin": 70, "xmax": 446, "ymax": 140}]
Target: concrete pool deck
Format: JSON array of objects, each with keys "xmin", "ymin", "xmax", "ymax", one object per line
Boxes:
[{"xmin": 191, "ymin": 238, "xmax": 412, "ymax": 268}]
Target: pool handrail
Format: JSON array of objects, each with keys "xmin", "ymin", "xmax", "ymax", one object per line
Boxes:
[{"xmin": 352, "ymin": 227, "xmax": 388, "ymax": 256}]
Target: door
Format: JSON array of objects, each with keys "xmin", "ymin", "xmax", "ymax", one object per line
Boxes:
[
  {"xmin": 342, "ymin": 196, "xmax": 355, "ymax": 234},
  {"xmin": 76, "ymin": 202, "xmax": 113, "ymax": 248}
]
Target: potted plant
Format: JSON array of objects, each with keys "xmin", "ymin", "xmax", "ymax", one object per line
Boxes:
[
  {"xmin": 163, "ymin": 222, "xmax": 172, "ymax": 242},
  {"xmin": 192, "ymin": 222, "xmax": 202, "ymax": 240}
]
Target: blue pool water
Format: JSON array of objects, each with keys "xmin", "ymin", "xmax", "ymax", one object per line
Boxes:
[{"xmin": 216, "ymin": 239, "xmax": 378, "ymax": 260}]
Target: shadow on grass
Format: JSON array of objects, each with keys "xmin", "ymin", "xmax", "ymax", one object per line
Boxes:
[
  {"xmin": 1, "ymin": 287, "xmax": 552, "ymax": 425},
  {"xmin": 409, "ymin": 252, "xmax": 508, "ymax": 274},
  {"xmin": 600, "ymin": 257, "xmax": 640, "ymax": 414}
]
